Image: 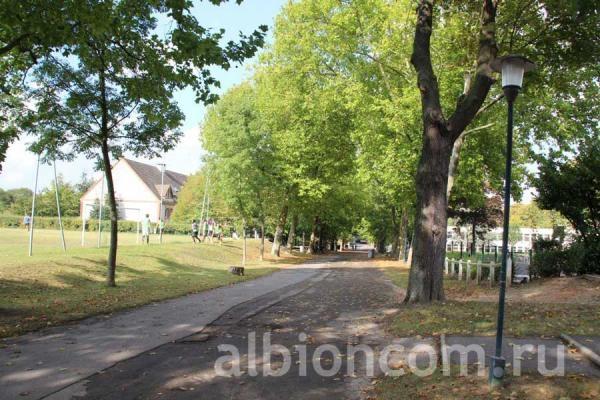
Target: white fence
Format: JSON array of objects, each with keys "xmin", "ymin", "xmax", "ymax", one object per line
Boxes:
[{"xmin": 445, "ymin": 258, "xmax": 512, "ymax": 287}]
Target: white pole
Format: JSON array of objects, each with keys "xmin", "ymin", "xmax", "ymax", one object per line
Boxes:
[
  {"xmin": 205, "ymin": 191, "xmax": 210, "ymax": 221},
  {"xmin": 54, "ymin": 160, "xmax": 67, "ymax": 251},
  {"xmin": 199, "ymin": 175, "xmax": 208, "ymax": 225},
  {"xmin": 159, "ymin": 163, "xmax": 165, "ymax": 244},
  {"xmin": 98, "ymin": 174, "xmax": 105, "ymax": 248},
  {"xmin": 28, "ymin": 154, "xmax": 41, "ymax": 256},
  {"xmin": 81, "ymin": 216, "xmax": 86, "ymax": 246}
]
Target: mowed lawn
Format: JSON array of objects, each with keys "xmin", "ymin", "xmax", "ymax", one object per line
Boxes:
[
  {"xmin": 0, "ymin": 228, "xmax": 299, "ymax": 339},
  {"xmin": 380, "ymin": 263, "xmax": 600, "ymax": 338}
]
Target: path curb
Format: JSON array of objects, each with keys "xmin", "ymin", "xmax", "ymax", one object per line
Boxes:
[{"xmin": 560, "ymin": 333, "xmax": 600, "ymax": 368}]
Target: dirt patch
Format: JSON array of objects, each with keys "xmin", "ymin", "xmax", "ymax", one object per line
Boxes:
[{"xmin": 463, "ymin": 277, "xmax": 600, "ymax": 305}]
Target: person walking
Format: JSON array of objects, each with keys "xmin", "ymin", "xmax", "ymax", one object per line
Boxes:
[
  {"xmin": 141, "ymin": 214, "xmax": 151, "ymax": 244},
  {"xmin": 207, "ymin": 218, "xmax": 215, "ymax": 243},
  {"xmin": 191, "ymin": 220, "xmax": 200, "ymax": 243},
  {"xmin": 215, "ymin": 223, "xmax": 223, "ymax": 244},
  {"xmin": 23, "ymin": 215, "xmax": 31, "ymax": 231}
]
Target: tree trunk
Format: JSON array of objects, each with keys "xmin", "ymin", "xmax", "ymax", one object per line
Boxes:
[
  {"xmin": 471, "ymin": 222, "xmax": 477, "ymax": 256},
  {"xmin": 101, "ymin": 141, "xmax": 118, "ymax": 287},
  {"xmin": 286, "ymin": 213, "xmax": 298, "ymax": 252},
  {"xmin": 391, "ymin": 206, "xmax": 401, "ymax": 259},
  {"xmin": 259, "ymin": 221, "xmax": 265, "ymax": 261},
  {"xmin": 405, "ymin": 0, "xmax": 498, "ymax": 303},
  {"xmin": 308, "ymin": 216, "xmax": 320, "ymax": 254},
  {"xmin": 242, "ymin": 218, "xmax": 247, "ymax": 267},
  {"xmin": 405, "ymin": 132, "xmax": 451, "ymax": 302},
  {"xmin": 398, "ymin": 208, "xmax": 409, "ymax": 261},
  {"xmin": 271, "ymin": 204, "xmax": 288, "ymax": 257}
]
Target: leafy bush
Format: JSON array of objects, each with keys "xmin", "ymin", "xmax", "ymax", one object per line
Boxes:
[
  {"xmin": 532, "ymin": 238, "xmax": 600, "ymax": 277},
  {"xmin": 568, "ymin": 238, "xmax": 600, "ymax": 275},
  {"xmin": 531, "ymin": 239, "xmax": 572, "ymax": 277}
]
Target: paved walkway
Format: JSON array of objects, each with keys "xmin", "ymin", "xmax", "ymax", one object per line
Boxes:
[
  {"xmin": 44, "ymin": 260, "xmax": 401, "ymax": 399},
  {"xmin": 2, "ymin": 254, "xmax": 599, "ymax": 400},
  {"xmin": 442, "ymin": 335, "xmax": 600, "ymax": 377},
  {"xmin": 0, "ymin": 266, "xmax": 325, "ymax": 399}
]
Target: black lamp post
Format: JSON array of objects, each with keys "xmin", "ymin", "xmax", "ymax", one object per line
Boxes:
[{"xmin": 489, "ymin": 55, "xmax": 535, "ymax": 387}]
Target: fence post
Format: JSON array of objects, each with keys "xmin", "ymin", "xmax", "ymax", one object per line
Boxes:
[
  {"xmin": 489, "ymin": 262, "xmax": 496, "ymax": 288},
  {"xmin": 466, "ymin": 260, "xmax": 471, "ymax": 284},
  {"xmin": 445, "ymin": 258, "xmax": 449, "ymax": 275},
  {"xmin": 476, "ymin": 261, "xmax": 482, "ymax": 284},
  {"xmin": 458, "ymin": 260, "xmax": 463, "ymax": 280}
]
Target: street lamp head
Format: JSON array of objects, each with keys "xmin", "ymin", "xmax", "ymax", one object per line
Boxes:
[{"xmin": 491, "ymin": 55, "xmax": 535, "ymax": 89}]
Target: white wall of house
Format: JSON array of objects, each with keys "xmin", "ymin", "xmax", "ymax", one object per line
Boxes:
[
  {"xmin": 80, "ymin": 160, "xmax": 161, "ymax": 222},
  {"xmin": 447, "ymin": 226, "xmax": 556, "ymax": 252}
]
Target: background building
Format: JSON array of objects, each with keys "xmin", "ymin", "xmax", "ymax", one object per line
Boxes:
[{"xmin": 80, "ymin": 158, "xmax": 187, "ymax": 222}]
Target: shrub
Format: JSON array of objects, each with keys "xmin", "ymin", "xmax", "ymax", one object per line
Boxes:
[
  {"xmin": 569, "ymin": 238, "xmax": 600, "ymax": 275},
  {"xmin": 532, "ymin": 237, "xmax": 599, "ymax": 277},
  {"xmin": 0, "ymin": 215, "xmax": 190, "ymax": 235},
  {"xmin": 531, "ymin": 239, "xmax": 572, "ymax": 277}
]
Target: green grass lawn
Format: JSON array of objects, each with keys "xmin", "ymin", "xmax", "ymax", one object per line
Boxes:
[
  {"xmin": 373, "ymin": 369, "xmax": 600, "ymax": 400},
  {"xmin": 0, "ymin": 228, "xmax": 300, "ymax": 339},
  {"xmin": 382, "ymin": 267, "xmax": 600, "ymax": 338}
]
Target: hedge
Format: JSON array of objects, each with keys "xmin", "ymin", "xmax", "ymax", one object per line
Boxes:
[{"xmin": 0, "ymin": 215, "xmax": 191, "ymax": 234}]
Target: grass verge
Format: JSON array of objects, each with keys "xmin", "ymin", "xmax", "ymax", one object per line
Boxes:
[
  {"xmin": 373, "ymin": 370, "xmax": 600, "ymax": 400},
  {"xmin": 0, "ymin": 228, "xmax": 306, "ymax": 338},
  {"xmin": 382, "ymin": 266, "xmax": 600, "ymax": 338}
]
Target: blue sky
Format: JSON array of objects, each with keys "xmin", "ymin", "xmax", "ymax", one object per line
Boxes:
[{"xmin": 0, "ymin": 0, "xmax": 287, "ymax": 190}]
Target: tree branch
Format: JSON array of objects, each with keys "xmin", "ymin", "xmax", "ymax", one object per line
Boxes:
[
  {"xmin": 447, "ymin": 0, "xmax": 499, "ymax": 141},
  {"xmin": 0, "ymin": 33, "xmax": 29, "ymax": 55},
  {"xmin": 411, "ymin": 0, "xmax": 444, "ymax": 127}
]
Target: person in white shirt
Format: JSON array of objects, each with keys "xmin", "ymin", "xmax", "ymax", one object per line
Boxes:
[{"xmin": 141, "ymin": 214, "xmax": 151, "ymax": 244}]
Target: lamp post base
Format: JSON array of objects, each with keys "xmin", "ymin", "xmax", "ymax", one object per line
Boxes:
[{"xmin": 489, "ymin": 356, "xmax": 506, "ymax": 387}]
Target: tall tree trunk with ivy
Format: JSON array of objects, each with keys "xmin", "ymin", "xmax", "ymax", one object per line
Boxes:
[{"xmin": 405, "ymin": 0, "xmax": 498, "ymax": 303}]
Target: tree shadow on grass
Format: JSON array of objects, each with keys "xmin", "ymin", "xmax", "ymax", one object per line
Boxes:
[{"xmin": 0, "ymin": 254, "xmax": 276, "ymax": 339}]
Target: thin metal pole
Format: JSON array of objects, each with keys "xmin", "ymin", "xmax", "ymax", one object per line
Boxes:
[
  {"xmin": 28, "ymin": 154, "xmax": 41, "ymax": 256},
  {"xmin": 206, "ymin": 194, "xmax": 210, "ymax": 220},
  {"xmin": 54, "ymin": 160, "xmax": 67, "ymax": 251},
  {"xmin": 200, "ymin": 175, "xmax": 208, "ymax": 224},
  {"xmin": 81, "ymin": 215, "xmax": 85, "ymax": 246},
  {"xmin": 98, "ymin": 174, "xmax": 105, "ymax": 248},
  {"xmin": 159, "ymin": 163, "xmax": 165, "ymax": 244},
  {"xmin": 490, "ymin": 92, "xmax": 516, "ymax": 386}
]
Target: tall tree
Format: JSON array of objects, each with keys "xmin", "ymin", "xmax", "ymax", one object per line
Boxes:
[
  {"xmin": 201, "ymin": 82, "xmax": 275, "ymax": 262},
  {"xmin": 22, "ymin": 1, "xmax": 267, "ymax": 286},
  {"xmin": 535, "ymin": 138, "xmax": 599, "ymax": 273},
  {"xmin": 405, "ymin": 1, "xmax": 500, "ymax": 302}
]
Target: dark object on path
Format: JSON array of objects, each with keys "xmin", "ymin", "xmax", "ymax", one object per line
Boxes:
[{"xmin": 229, "ymin": 266, "xmax": 245, "ymax": 276}]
